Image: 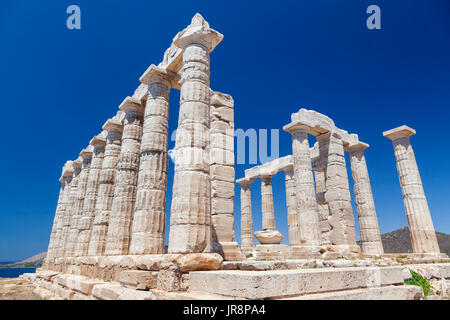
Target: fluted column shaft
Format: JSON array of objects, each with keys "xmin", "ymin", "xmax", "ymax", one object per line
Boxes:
[
  {"xmin": 65, "ymin": 156, "xmax": 91, "ymax": 256},
  {"xmin": 286, "ymin": 125, "xmax": 321, "ymax": 245},
  {"xmin": 348, "ymin": 144, "xmax": 384, "ymax": 255},
  {"xmin": 238, "ymin": 180, "xmax": 254, "ymax": 251},
  {"xmin": 61, "ymin": 161, "xmax": 82, "ymax": 257},
  {"xmin": 168, "ymin": 42, "xmax": 213, "ymax": 254},
  {"xmin": 105, "ymin": 98, "xmax": 144, "ymax": 255},
  {"xmin": 88, "ymin": 122, "xmax": 123, "ymax": 256},
  {"xmin": 46, "ymin": 178, "xmax": 66, "ymax": 260},
  {"xmin": 55, "ymin": 172, "xmax": 73, "ymax": 258},
  {"xmin": 318, "ymin": 132, "xmax": 356, "ymax": 246},
  {"xmin": 285, "ymin": 168, "xmax": 301, "ymax": 245},
  {"xmin": 384, "ymin": 127, "xmax": 440, "ymax": 253},
  {"xmin": 74, "ymin": 137, "xmax": 106, "ymax": 256},
  {"xmin": 313, "ymin": 163, "xmax": 331, "ymax": 245},
  {"xmin": 129, "ymin": 68, "xmax": 171, "ymax": 254},
  {"xmin": 261, "ymin": 175, "xmax": 276, "ymax": 232}
]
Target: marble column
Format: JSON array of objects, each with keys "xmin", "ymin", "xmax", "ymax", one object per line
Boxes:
[
  {"xmin": 348, "ymin": 142, "xmax": 384, "ymax": 255},
  {"xmin": 236, "ymin": 178, "xmax": 254, "ymax": 252},
  {"xmin": 88, "ymin": 119, "xmax": 123, "ymax": 256},
  {"xmin": 55, "ymin": 162, "xmax": 74, "ymax": 258},
  {"xmin": 168, "ymin": 14, "xmax": 223, "ymax": 253},
  {"xmin": 61, "ymin": 158, "xmax": 82, "ymax": 257},
  {"xmin": 65, "ymin": 149, "xmax": 93, "ymax": 256},
  {"xmin": 74, "ymin": 134, "xmax": 106, "ymax": 256},
  {"xmin": 383, "ymin": 125, "xmax": 440, "ymax": 254},
  {"xmin": 312, "ymin": 160, "xmax": 332, "ymax": 246},
  {"xmin": 283, "ymin": 121, "xmax": 322, "ymax": 246},
  {"xmin": 129, "ymin": 65, "xmax": 172, "ymax": 255},
  {"xmin": 260, "ymin": 175, "xmax": 276, "ymax": 232},
  {"xmin": 46, "ymin": 168, "xmax": 69, "ymax": 261},
  {"xmin": 317, "ymin": 132, "xmax": 357, "ymax": 247},
  {"xmin": 105, "ymin": 97, "xmax": 144, "ymax": 255},
  {"xmin": 284, "ymin": 167, "xmax": 301, "ymax": 245}
]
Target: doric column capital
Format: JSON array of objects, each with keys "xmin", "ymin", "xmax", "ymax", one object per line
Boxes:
[
  {"xmin": 346, "ymin": 141, "xmax": 369, "ymax": 153},
  {"xmin": 383, "ymin": 125, "xmax": 416, "ymax": 141},
  {"xmin": 139, "ymin": 64, "xmax": 180, "ymax": 89},
  {"xmin": 102, "ymin": 118, "xmax": 123, "ymax": 133},
  {"xmin": 236, "ymin": 177, "xmax": 254, "ymax": 187},
  {"xmin": 79, "ymin": 148, "xmax": 93, "ymax": 161},
  {"xmin": 89, "ymin": 134, "xmax": 107, "ymax": 148},
  {"xmin": 72, "ymin": 158, "xmax": 83, "ymax": 170},
  {"xmin": 173, "ymin": 13, "xmax": 223, "ymax": 52},
  {"xmin": 118, "ymin": 96, "xmax": 145, "ymax": 113}
]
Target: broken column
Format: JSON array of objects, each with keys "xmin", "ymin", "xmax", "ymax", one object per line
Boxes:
[
  {"xmin": 347, "ymin": 142, "xmax": 384, "ymax": 255},
  {"xmin": 88, "ymin": 118, "xmax": 123, "ymax": 256},
  {"xmin": 283, "ymin": 120, "xmax": 322, "ymax": 257},
  {"xmin": 317, "ymin": 132, "xmax": 359, "ymax": 256},
  {"xmin": 236, "ymin": 178, "xmax": 254, "ymax": 255},
  {"xmin": 209, "ymin": 91, "xmax": 243, "ymax": 260},
  {"xmin": 105, "ymin": 97, "xmax": 144, "ymax": 255},
  {"xmin": 74, "ymin": 134, "xmax": 106, "ymax": 256},
  {"xmin": 65, "ymin": 149, "xmax": 93, "ymax": 256},
  {"xmin": 129, "ymin": 65, "xmax": 172, "ymax": 255},
  {"xmin": 383, "ymin": 125, "xmax": 441, "ymax": 254},
  {"xmin": 168, "ymin": 14, "xmax": 223, "ymax": 253}
]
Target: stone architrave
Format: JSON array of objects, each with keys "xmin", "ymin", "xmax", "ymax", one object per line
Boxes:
[
  {"xmin": 284, "ymin": 167, "xmax": 301, "ymax": 246},
  {"xmin": 317, "ymin": 131, "xmax": 357, "ymax": 247},
  {"xmin": 65, "ymin": 149, "xmax": 93, "ymax": 257},
  {"xmin": 129, "ymin": 65, "xmax": 173, "ymax": 255},
  {"xmin": 383, "ymin": 125, "xmax": 440, "ymax": 254},
  {"xmin": 74, "ymin": 134, "xmax": 107, "ymax": 256},
  {"xmin": 88, "ymin": 119, "xmax": 123, "ymax": 256},
  {"xmin": 168, "ymin": 14, "xmax": 223, "ymax": 254},
  {"xmin": 236, "ymin": 178, "xmax": 254, "ymax": 253},
  {"xmin": 105, "ymin": 97, "xmax": 144, "ymax": 255},
  {"xmin": 283, "ymin": 121, "xmax": 322, "ymax": 246},
  {"xmin": 60, "ymin": 158, "xmax": 82, "ymax": 257},
  {"xmin": 55, "ymin": 162, "xmax": 74, "ymax": 258},
  {"xmin": 347, "ymin": 142, "xmax": 384, "ymax": 255}
]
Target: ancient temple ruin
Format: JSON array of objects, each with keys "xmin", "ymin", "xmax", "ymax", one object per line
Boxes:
[{"xmin": 28, "ymin": 14, "xmax": 449, "ymax": 300}]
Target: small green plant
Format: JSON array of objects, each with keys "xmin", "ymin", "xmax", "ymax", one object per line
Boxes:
[
  {"xmin": 404, "ymin": 269, "xmax": 434, "ymax": 296},
  {"xmin": 313, "ymin": 260, "xmax": 317, "ymax": 268},
  {"xmin": 246, "ymin": 253, "xmax": 253, "ymax": 259}
]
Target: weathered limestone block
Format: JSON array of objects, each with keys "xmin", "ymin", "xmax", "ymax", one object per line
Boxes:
[
  {"xmin": 65, "ymin": 150, "xmax": 93, "ymax": 257},
  {"xmin": 74, "ymin": 134, "xmax": 106, "ymax": 256},
  {"xmin": 384, "ymin": 126, "xmax": 440, "ymax": 254},
  {"xmin": 119, "ymin": 270, "xmax": 158, "ymax": 290},
  {"xmin": 130, "ymin": 65, "xmax": 175, "ymax": 255},
  {"xmin": 105, "ymin": 97, "xmax": 144, "ymax": 255},
  {"xmin": 254, "ymin": 230, "xmax": 283, "ymax": 244},
  {"xmin": 88, "ymin": 119, "xmax": 123, "ymax": 256},
  {"xmin": 347, "ymin": 142, "xmax": 384, "ymax": 255},
  {"xmin": 283, "ymin": 121, "xmax": 322, "ymax": 246},
  {"xmin": 236, "ymin": 178, "xmax": 254, "ymax": 253},
  {"xmin": 318, "ymin": 131, "xmax": 356, "ymax": 247},
  {"xmin": 168, "ymin": 14, "xmax": 223, "ymax": 254}
]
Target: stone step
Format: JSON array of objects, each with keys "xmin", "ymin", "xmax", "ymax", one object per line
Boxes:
[
  {"xmin": 189, "ymin": 266, "xmax": 409, "ymax": 299},
  {"xmin": 282, "ymin": 285, "xmax": 424, "ymax": 300}
]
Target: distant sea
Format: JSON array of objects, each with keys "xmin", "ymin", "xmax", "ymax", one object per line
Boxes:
[{"xmin": 0, "ymin": 267, "xmax": 36, "ymax": 278}]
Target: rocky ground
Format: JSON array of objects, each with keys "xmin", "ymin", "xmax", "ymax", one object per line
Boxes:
[{"xmin": 0, "ymin": 278, "xmax": 41, "ymax": 300}]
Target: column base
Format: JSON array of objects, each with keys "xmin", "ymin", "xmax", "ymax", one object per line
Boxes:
[{"xmin": 254, "ymin": 244, "xmax": 289, "ymax": 260}]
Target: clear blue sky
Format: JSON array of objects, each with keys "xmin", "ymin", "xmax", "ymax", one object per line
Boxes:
[{"xmin": 1, "ymin": 0, "xmax": 449, "ymax": 261}]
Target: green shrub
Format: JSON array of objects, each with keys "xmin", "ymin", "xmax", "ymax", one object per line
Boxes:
[{"xmin": 404, "ymin": 269, "xmax": 434, "ymax": 296}]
